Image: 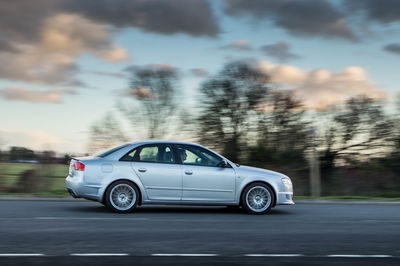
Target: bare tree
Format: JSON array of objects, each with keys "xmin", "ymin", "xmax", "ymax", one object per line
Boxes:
[
  {"xmin": 197, "ymin": 61, "xmax": 270, "ymax": 162},
  {"xmin": 88, "ymin": 113, "xmax": 127, "ymax": 154},
  {"xmin": 0, "ymin": 134, "xmax": 3, "ymax": 161},
  {"xmin": 252, "ymin": 90, "xmax": 310, "ymax": 166},
  {"xmin": 382, "ymin": 95, "xmax": 400, "ymax": 169},
  {"xmin": 320, "ymin": 96, "xmax": 393, "ymax": 168},
  {"xmin": 121, "ymin": 65, "xmax": 180, "ymax": 139}
]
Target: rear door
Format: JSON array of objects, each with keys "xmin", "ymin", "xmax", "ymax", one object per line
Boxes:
[
  {"xmin": 123, "ymin": 144, "xmax": 182, "ymax": 201},
  {"xmin": 174, "ymin": 144, "xmax": 236, "ymax": 202}
]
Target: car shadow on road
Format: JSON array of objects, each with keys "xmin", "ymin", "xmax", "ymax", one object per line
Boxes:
[
  {"xmin": 67, "ymin": 204, "xmax": 292, "ymax": 215},
  {"xmin": 135, "ymin": 206, "xmax": 291, "ymax": 215}
]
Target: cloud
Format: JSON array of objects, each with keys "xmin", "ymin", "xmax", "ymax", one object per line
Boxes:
[
  {"xmin": 122, "ymin": 64, "xmax": 179, "ymax": 100},
  {"xmin": 221, "ymin": 40, "xmax": 252, "ymax": 51},
  {"xmin": 0, "ymin": 38, "xmax": 18, "ymax": 52},
  {"xmin": 0, "ymin": 0, "xmax": 217, "ymax": 88},
  {"xmin": 40, "ymin": 13, "xmax": 128, "ymax": 62},
  {"xmin": 63, "ymin": 87, "xmax": 78, "ymax": 95},
  {"xmin": 256, "ymin": 61, "xmax": 386, "ymax": 110},
  {"xmin": 383, "ymin": 43, "xmax": 400, "ymax": 55},
  {"xmin": 87, "ymin": 71, "xmax": 128, "ymax": 79},
  {"xmin": 0, "ymin": 86, "xmax": 63, "ymax": 103},
  {"xmin": 0, "ymin": 13, "xmax": 128, "ymax": 87},
  {"xmin": 346, "ymin": 0, "xmax": 400, "ymax": 24},
  {"xmin": 126, "ymin": 87, "xmax": 155, "ymax": 99},
  {"xmin": 191, "ymin": 68, "xmax": 209, "ymax": 77},
  {"xmin": 0, "ymin": 0, "xmax": 219, "ymax": 52},
  {"xmin": 224, "ymin": 0, "xmax": 356, "ymax": 40},
  {"xmin": 0, "ymin": 0, "xmax": 60, "ymax": 50},
  {"xmin": 124, "ymin": 64, "xmax": 179, "ymax": 76},
  {"xmin": 63, "ymin": 0, "xmax": 219, "ymax": 37},
  {"xmin": 260, "ymin": 41, "xmax": 300, "ymax": 62},
  {"xmin": 0, "ymin": 45, "xmax": 79, "ymax": 85}
]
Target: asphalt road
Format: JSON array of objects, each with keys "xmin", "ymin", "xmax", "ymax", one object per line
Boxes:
[{"xmin": 0, "ymin": 200, "xmax": 399, "ymax": 265}]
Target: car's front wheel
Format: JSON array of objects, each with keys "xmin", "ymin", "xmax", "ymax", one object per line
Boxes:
[
  {"xmin": 104, "ymin": 181, "xmax": 139, "ymax": 213},
  {"xmin": 241, "ymin": 183, "xmax": 274, "ymax": 214}
]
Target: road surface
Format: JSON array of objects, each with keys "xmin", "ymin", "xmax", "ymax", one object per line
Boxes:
[{"xmin": 0, "ymin": 199, "xmax": 399, "ymax": 265}]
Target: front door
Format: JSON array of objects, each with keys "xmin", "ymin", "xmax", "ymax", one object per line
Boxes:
[{"xmin": 174, "ymin": 144, "xmax": 236, "ymax": 202}]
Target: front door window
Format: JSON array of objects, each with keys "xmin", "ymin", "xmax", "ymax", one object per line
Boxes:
[{"xmin": 176, "ymin": 145, "xmax": 224, "ymax": 167}]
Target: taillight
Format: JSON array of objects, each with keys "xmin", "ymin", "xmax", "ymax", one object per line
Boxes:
[{"xmin": 73, "ymin": 161, "xmax": 85, "ymax": 171}]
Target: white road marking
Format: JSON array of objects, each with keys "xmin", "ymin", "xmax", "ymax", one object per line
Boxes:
[
  {"xmin": 70, "ymin": 253, "xmax": 129, "ymax": 256},
  {"xmin": 327, "ymin": 255, "xmax": 393, "ymax": 258},
  {"xmin": 151, "ymin": 254, "xmax": 218, "ymax": 257},
  {"xmin": 0, "ymin": 253, "xmax": 395, "ymax": 258},
  {"xmin": 35, "ymin": 217, "xmax": 148, "ymax": 221},
  {"xmin": 245, "ymin": 254, "xmax": 303, "ymax": 257},
  {"xmin": 16, "ymin": 218, "xmax": 396, "ymax": 223}
]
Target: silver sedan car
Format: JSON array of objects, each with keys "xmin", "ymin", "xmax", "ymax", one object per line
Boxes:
[{"xmin": 66, "ymin": 141, "xmax": 294, "ymax": 214}]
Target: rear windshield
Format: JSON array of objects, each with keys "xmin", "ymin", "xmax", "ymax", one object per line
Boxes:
[{"xmin": 96, "ymin": 144, "xmax": 130, "ymax": 158}]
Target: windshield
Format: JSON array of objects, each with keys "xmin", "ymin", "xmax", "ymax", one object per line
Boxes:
[{"xmin": 96, "ymin": 144, "xmax": 130, "ymax": 158}]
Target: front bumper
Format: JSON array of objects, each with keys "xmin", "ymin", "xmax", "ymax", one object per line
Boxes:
[{"xmin": 276, "ymin": 192, "xmax": 295, "ymax": 205}]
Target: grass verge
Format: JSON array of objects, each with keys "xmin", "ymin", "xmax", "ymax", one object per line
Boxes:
[
  {"xmin": 0, "ymin": 190, "xmax": 69, "ymax": 197},
  {"xmin": 294, "ymin": 195, "xmax": 400, "ymax": 201}
]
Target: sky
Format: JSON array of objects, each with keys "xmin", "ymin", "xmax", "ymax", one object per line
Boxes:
[{"xmin": 0, "ymin": 0, "xmax": 400, "ymax": 154}]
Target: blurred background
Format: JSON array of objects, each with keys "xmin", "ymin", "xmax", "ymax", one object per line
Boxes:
[{"xmin": 0, "ymin": 0, "xmax": 399, "ymax": 198}]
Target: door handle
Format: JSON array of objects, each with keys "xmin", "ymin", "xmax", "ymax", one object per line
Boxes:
[
  {"xmin": 185, "ymin": 170, "xmax": 193, "ymax": 175},
  {"xmin": 138, "ymin": 168, "xmax": 147, "ymax": 173}
]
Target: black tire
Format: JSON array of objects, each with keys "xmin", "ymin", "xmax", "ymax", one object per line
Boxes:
[
  {"xmin": 104, "ymin": 180, "xmax": 139, "ymax": 213},
  {"xmin": 241, "ymin": 182, "xmax": 275, "ymax": 214}
]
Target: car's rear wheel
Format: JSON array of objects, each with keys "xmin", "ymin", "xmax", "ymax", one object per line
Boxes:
[
  {"xmin": 105, "ymin": 181, "xmax": 138, "ymax": 213},
  {"xmin": 241, "ymin": 183, "xmax": 274, "ymax": 214}
]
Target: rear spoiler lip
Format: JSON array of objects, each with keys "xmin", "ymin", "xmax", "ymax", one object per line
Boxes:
[{"xmin": 70, "ymin": 156, "xmax": 97, "ymax": 162}]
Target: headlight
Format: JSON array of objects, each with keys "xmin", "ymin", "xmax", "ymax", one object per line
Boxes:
[{"xmin": 281, "ymin": 177, "xmax": 293, "ymax": 191}]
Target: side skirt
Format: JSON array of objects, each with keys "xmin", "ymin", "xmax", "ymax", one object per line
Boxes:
[{"xmin": 141, "ymin": 200, "xmax": 240, "ymax": 207}]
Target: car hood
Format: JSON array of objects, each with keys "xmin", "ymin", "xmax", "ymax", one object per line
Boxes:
[{"xmin": 236, "ymin": 165, "xmax": 288, "ymax": 179}]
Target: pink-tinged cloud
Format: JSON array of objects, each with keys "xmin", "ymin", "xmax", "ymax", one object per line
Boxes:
[
  {"xmin": 127, "ymin": 87, "xmax": 155, "ymax": 99},
  {"xmin": 41, "ymin": 13, "xmax": 129, "ymax": 62},
  {"xmin": 0, "ymin": 13, "xmax": 129, "ymax": 86},
  {"xmin": 257, "ymin": 61, "xmax": 386, "ymax": 110},
  {"xmin": 221, "ymin": 40, "xmax": 252, "ymax": 51},
  {"xmin": 0, "ymin": 86, "xmax": 63, "ymax": 103}
]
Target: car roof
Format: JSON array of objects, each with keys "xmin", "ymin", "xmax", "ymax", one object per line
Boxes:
[
  {"xmin": 128, "ymin": 140, "xmax": 204, "ymax": 147},
  {"xmin": 100, "ymin": 140, "xmax": 230, "ymax": 163}
]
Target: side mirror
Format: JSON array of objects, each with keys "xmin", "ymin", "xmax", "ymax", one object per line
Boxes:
[{"xmin": 219, "ymin": 160, "xmax": 229, "ymax": 168}]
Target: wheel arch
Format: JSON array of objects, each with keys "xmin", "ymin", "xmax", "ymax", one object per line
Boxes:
[
  {"xmin": 102, "ymin": 179, "xmax": 143, "ymax": 206},
  {"xmin": 239, "ymin": 180, "xmax": 277, "ymax": 207}
]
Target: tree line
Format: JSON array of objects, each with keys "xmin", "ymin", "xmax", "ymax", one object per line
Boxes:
[
  {"xmin": 0, "ymin": 146, "xmax": 70, "ymax": 164},
  {"xmin": 89, "ymin": 61, "xmax": 400, "ymax": 196}
]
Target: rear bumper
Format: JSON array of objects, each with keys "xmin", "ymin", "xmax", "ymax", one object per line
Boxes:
[
  {"xmin": 276, "ymin": 192, "xmax": 295, "ymax": 205},
  {"xmin": 65, "ymin": 175, "xmax": 83, "ymax": 198},
  {"xmin": 67, "ymin": 188, "xmax": 79, "ymax": 198},
  {"xmin": 65, "ymin": 175, "xmax": 102, "ymax": 201}
]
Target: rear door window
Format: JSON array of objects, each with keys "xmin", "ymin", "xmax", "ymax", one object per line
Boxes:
[
  {"xmin": 138, "ymin": 146, "xmax": 158, "ymax": 162},
  {"xmin": 120, "ymin": 144, "xmax": 175, "ymax": 164}
]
